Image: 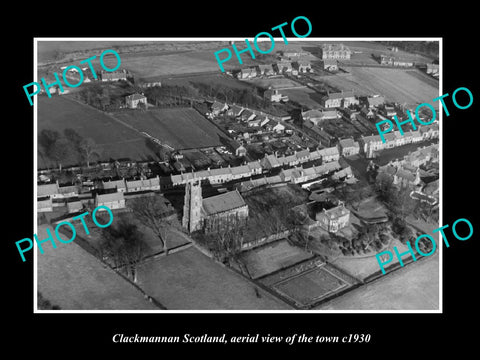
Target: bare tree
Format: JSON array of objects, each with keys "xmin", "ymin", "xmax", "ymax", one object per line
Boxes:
[
  {"xmin": 129, "ymin": 196, "xmax": 175, "ymax": 255},
  {"xmin": 205, "ymin": 214, "xmax": 246, "ymax": 268},
  {"xmin": 100, "ymin": 215, "xmax": 150, "ymax": 282},
  {"xmin": 79, "ymin": 138, "xmax": 100, "ymax": 168}
]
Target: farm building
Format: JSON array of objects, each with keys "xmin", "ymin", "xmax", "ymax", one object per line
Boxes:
[{"xmin": 125, "ymin": 93, "xmax": 147, "ymax": 109}]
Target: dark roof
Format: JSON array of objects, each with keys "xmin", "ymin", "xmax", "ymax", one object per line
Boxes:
[{"xmin": 202, "ymin": 190, "xmax": 247, "ymax": 216}]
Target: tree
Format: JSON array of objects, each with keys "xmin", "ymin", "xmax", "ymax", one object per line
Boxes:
[
  {"xmin": 100, "ymin": 216, "xmax": 150, "ymax": 282},
  {"xmin": 48, "ymin": 138, "xmax": 74, "ymax": 171},
  {"xmin": 79, "ymin": 138, "xmax": 100, "ymax": 168},
  {"xmin": 63, "ymin": 128, "xmax": 83, "ymax": 145},
  {"xmin": 204, "ymin": 215, "xmax": 246, "ymax": 268},
  {"xmin": 39, "ymin": 129, "xmax": 60, "ymax": 154},
  {"xmin": 128, "ymin": 196, "xmax": 176, "ymax": 255}
]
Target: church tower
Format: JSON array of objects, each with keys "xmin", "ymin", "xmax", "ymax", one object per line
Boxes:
[{"xmin": 182, "ymin": 180, "xmax": 204, "ymax": 233}]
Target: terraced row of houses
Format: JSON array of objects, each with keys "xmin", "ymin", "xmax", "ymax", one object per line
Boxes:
[
  {"xmin": 360, "ymin": 124, "xmax": 439, "ymax": 158},
  {"xmin": 37, "ymin": 176, "xmax": 164, "ymax": 213},
  {"xmin": 234, "ymin": 60, "xmax": 313, "ymax": 79}
]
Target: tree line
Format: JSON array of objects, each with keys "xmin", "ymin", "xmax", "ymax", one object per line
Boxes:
[{"xmin": 39, "ymin": 128, "xmax": 101, "ymax": 170}]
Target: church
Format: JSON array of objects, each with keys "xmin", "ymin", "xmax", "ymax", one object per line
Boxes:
[{"xmin": 182, "ymin": 181, "xmax": 249, "ymax": 233}]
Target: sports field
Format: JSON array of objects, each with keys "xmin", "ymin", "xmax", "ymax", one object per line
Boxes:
[
  {"xmin": 272, "ymin": 266, "xmax": 350, "ymax": 307},
  {"xmin": 239, "ymin": 239, "xmax": 314, "ymax": 279},
  {"xmin": 322, "ymin": 67, "xmax": 439, "ymax": 108},
  {"xmin": 37, "ymin": 96, "xmax": 155, "ymax": 168},
  {"xmin": 115, "ymin": 107, "xmax": 227, "ymax": 150}
]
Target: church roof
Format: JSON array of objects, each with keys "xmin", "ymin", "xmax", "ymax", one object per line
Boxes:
[{"xmin": 202, "ymin": 190, "xmax": 247, "ymax": 216}]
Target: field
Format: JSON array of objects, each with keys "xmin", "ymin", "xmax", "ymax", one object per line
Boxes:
[
  {"xmin": 272, "ymin": 266, "xmax": 350, "ymax": 307},
  {"xmin": 115, "ymin": 107, "xmax": 228, "ymax": 150},
  {"xmin": 37, "ymin": 225, "xmax": 159, "ymax": 310},
  {"xmin": 162, "ymin": 73, "xmax": 255, "ymax": 90},
  {"xmin": 316, "ymin": 253, "xmax": 439, "ymax": 310},
  {"xmin": 249, "ymin": 77, "xmax": 304, "ymax": 90},
  {"xmin": 37, "ymin": 96, "xmax": 156, "ymax": 168},
  {"xmin": 239, "ymin": 239, "xmax": 314, "ymax": 279},
  {"xmin": 278, "ymin": 88, "xmax": 323, "ymax": 109},
  {"xmin": 135, "ymin": 246, "xmax": 291, "ymax": 310},
  {"xmin": 321, "ymin": 67, "xmax": 439, "ymax": 108}
]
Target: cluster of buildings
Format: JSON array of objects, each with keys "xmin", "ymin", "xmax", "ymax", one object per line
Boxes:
[
  {"xmin": 171, "ymin": 161, "xmax": 262, "ymax": 186},
  {"xmin": 37, "ymin": 176, "xmax": 164, "ymax": 213},
  {"xmin": 377, "ymin": 54, "xmax": 415, "ymax": 67},
  {"xmin": 279, "ymin": 161, "xmax": 345, "ymax": 184},
  {"xmin": 234, "ymin": 59, "xmax": 313, "ymax": 79},
  {"xmin": 376, "ymin": 143, "xmax": 439, "ymax": 197},
  {"xmin": 359, "ymin": 124, "xmax": 439, "ymax": 158},
  {"xmin": 260, "ymin": 146, "xmax": 339, "ymax": 169}
]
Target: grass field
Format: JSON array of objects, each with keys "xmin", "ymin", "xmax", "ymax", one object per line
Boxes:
[
  {"xmin": 37, "ymin": 96, "xmax": 155, "ymax": 168},
  {"xmin": 272, "ymin": 266, "xmax": 349, "ymax": 306},
  {"xmin": 37, "ymin": 225, "xmax": 159, "ymax": 310},
  {"xmin": 136, "ymin": 246, "xmax": 291, "ymax": 310},
  {"xmin": 239, "ymin": 239, "xmax": 314, "ymax": 279},
  {"xmin": 321, "ymin": 67, "xmax": 439, "ymax": 108},
  {"xmin": 277, "ymin": 88, "xmax": 322, "ymax": 109},
  {"xmin": 249, "ymin": 77, "xmax": 304, "ymax": 90},
  {"xmin": 317, "ymin": 253, "xmax": 439, "ymax": 310},
  {"xmin": 115, "ymin": 107, "xmax": 227, "ymax": 150}
]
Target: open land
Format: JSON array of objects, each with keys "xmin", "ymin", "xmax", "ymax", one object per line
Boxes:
[
  {"xmin": 114, "ymin": 108, "xmax": 228, "ymax": 150},
  {"xmin": 239, "ymin": 239, "xmax": 314, "ymax": 279},
  {"xmin": 37, "ymin": 96, "xmax": 155, "ymax": 168},
  {"xmin": 135, "ymin": 246, "xmax": 291, "ymax": 310},
  {"xmin": 316, "ymin": 253, "xmax": 439, "ymax": 310},
  {"xmin": 37, "ymin": 225, "xmax": 159, "ymax": 310},
  {"xmin": 318, "ymin": 67, "xmax": 438, "ymax": 108}
]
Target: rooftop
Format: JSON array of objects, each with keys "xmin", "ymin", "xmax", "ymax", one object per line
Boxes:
[{"xmin": 202, "ymin": 190, "xmax": 247, "ymax": 216}]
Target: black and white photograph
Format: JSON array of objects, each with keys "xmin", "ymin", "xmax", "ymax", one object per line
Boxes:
[
  {"xmin": 33, "ymin": 38, "xmax": 441, "ymax": 312},
  {"xmin": 6, "ymin": 6, "xmax": 478, "ymax": 354}
]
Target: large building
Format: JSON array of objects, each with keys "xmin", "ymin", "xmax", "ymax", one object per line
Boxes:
[
  {"xmin": 321, "ymin": 44, "xmax": 352, "ymax": 60},
  {"xmin": 316, "ymin": 202, "xmax": 350, "ymax": 233},
  {"xmin": 125, "ymin": 93, "xmax": 147, "ymax": 109},
  {"xmin": 182, "ymin": 181, "xmax": 249, "ymax": 233},
  {"xmin": 321, "ymin": 90, "xmax": 358, "ymax": 108}
]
